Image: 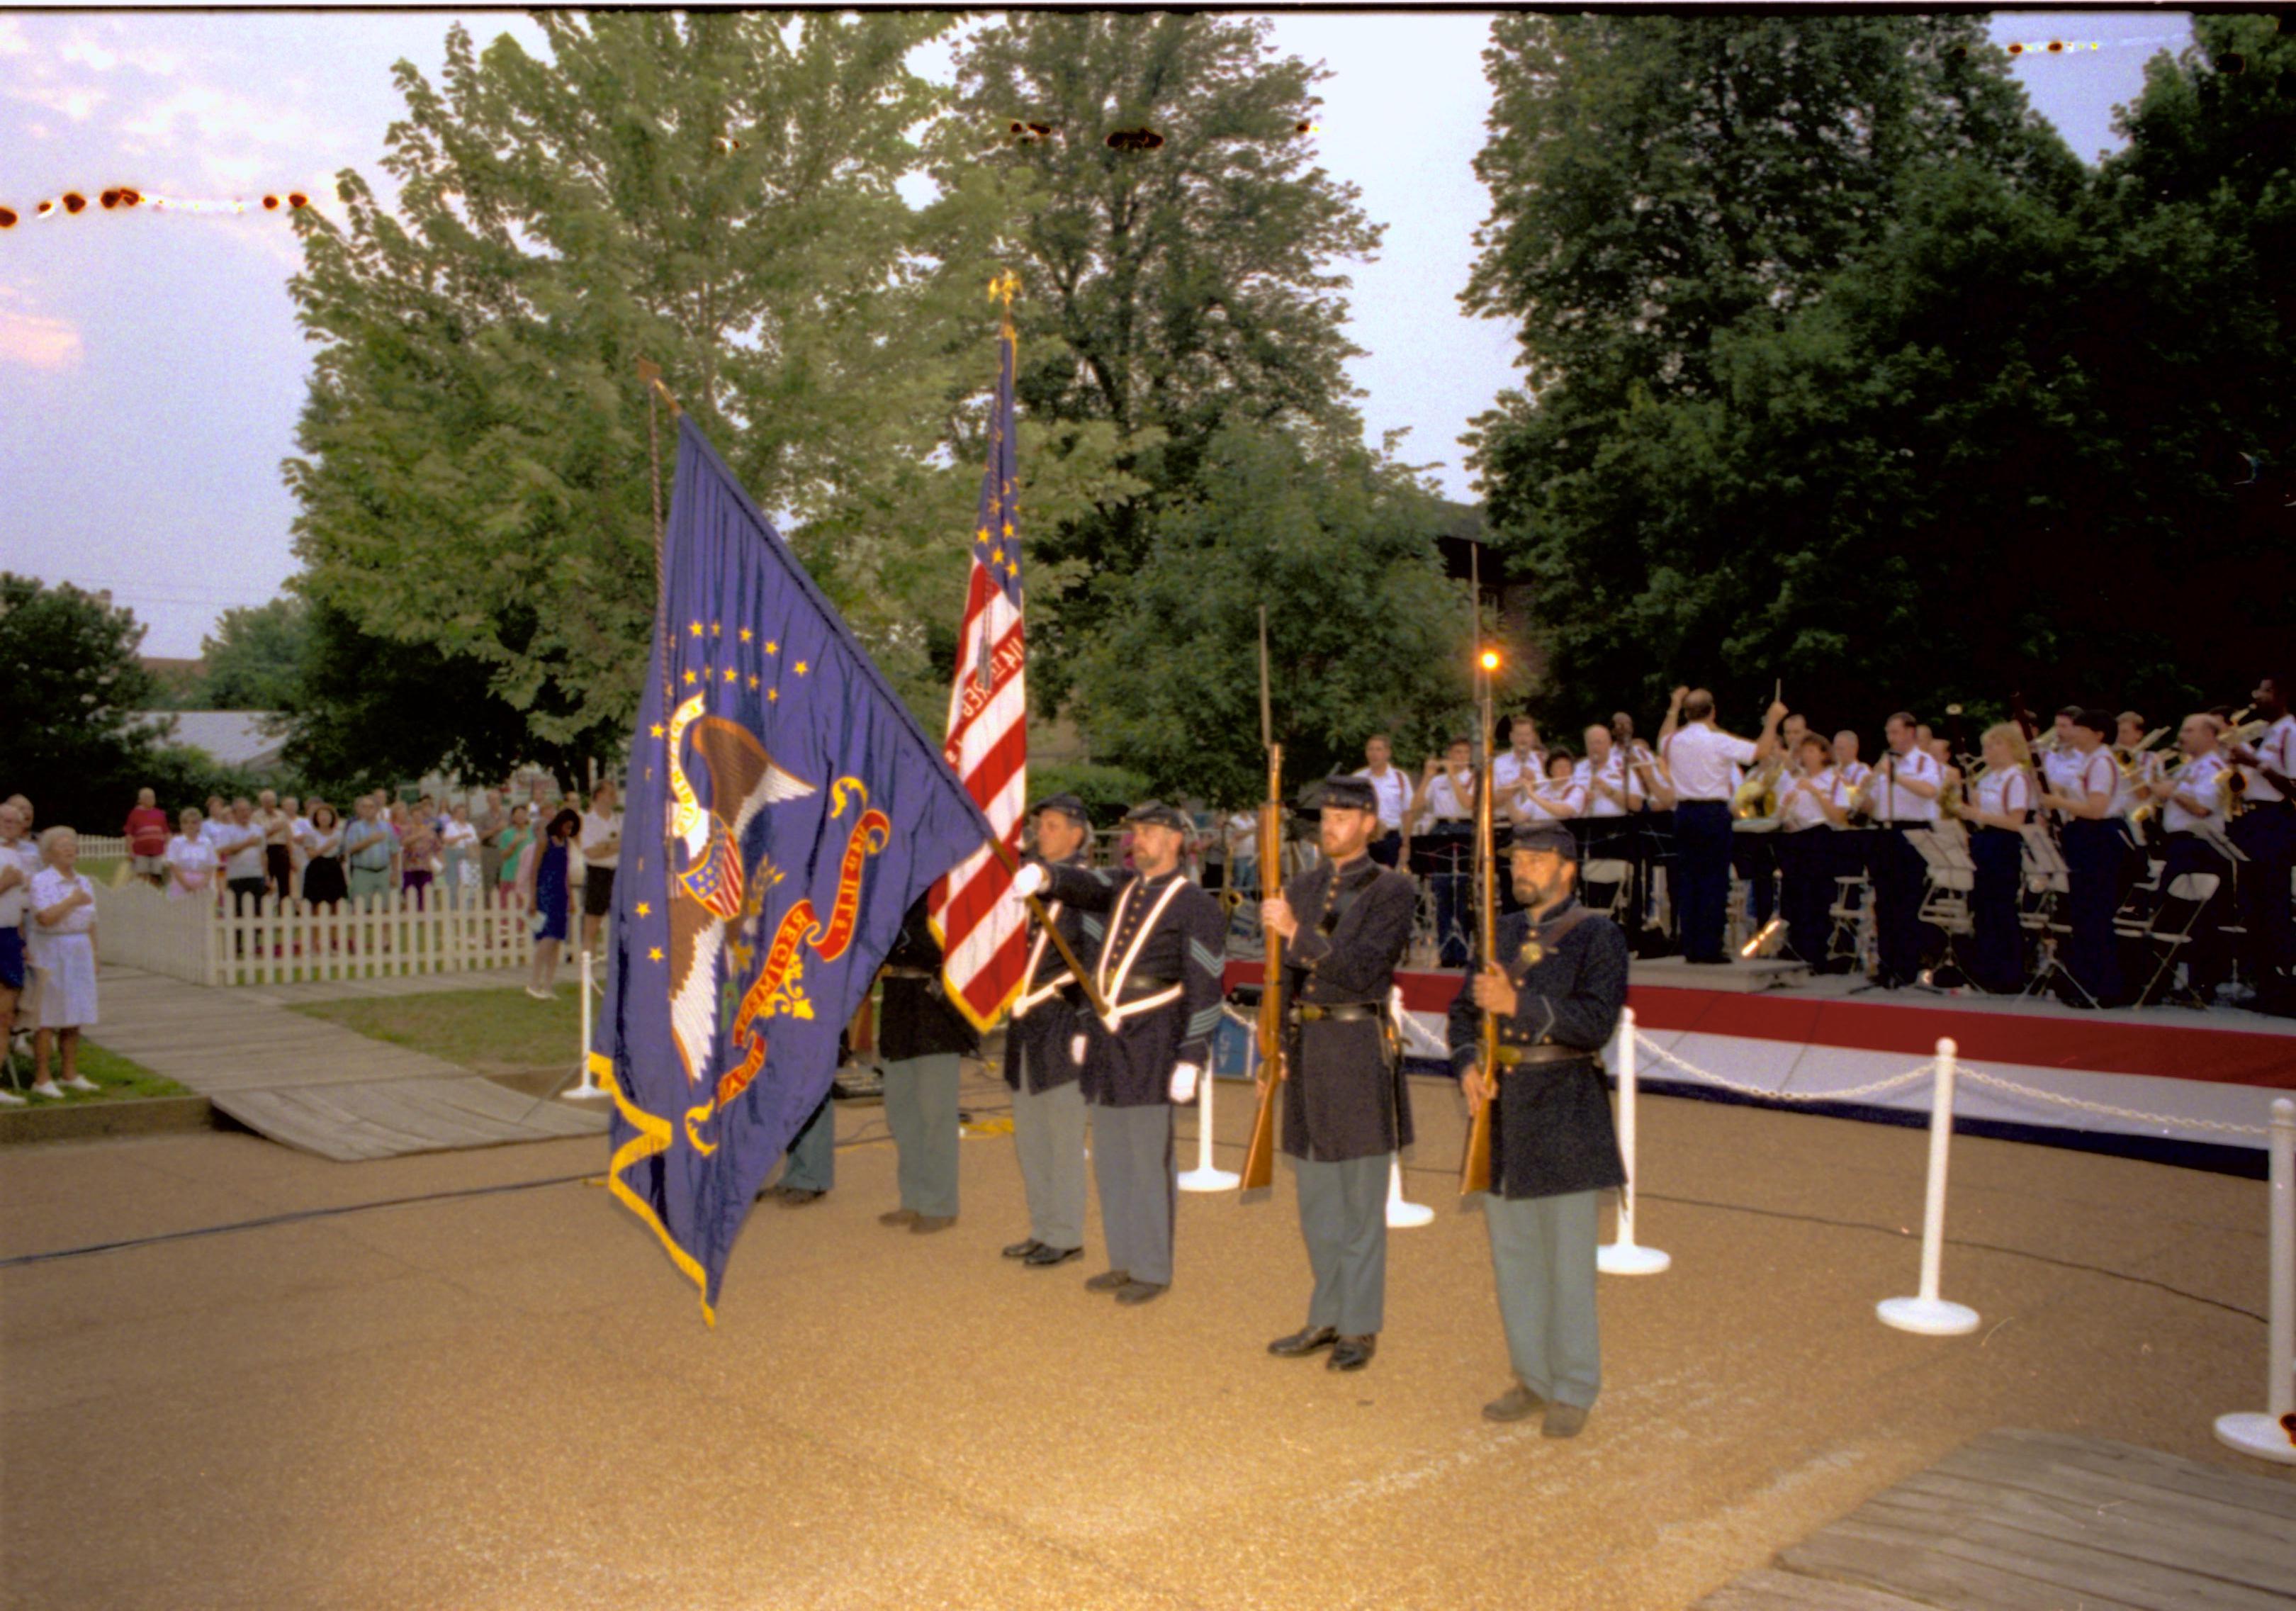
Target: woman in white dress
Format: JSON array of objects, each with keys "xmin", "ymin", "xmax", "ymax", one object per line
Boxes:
[
  {"xmin": 28, "ymin": 827, "xmax": 102, "ymax": 1099},
  {"xmin": 164, "ymin": 807, "xmax": 220, "ymax": 903},
  {"xmin": 440, "ymin": 801, "xmax": 480, "ymax": 909}
]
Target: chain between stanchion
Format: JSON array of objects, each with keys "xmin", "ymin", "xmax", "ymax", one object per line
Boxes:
[
  {"xmin": 1953, "ymin": 1062, "xmax": 2270, "ymax": 1138},
  {"xmin": 1629, "ymin": 1031, "xmax": 1935, "ymax": 1104}
]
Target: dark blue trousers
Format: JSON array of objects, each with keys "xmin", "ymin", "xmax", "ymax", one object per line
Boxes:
[
  {"xmin": 1968, "ymin": 826, "xmax": 2026, "ymax": 994},
  {"xmin": 1675, "ymin": 801, "xmax": 1733, "ymax": 962}
]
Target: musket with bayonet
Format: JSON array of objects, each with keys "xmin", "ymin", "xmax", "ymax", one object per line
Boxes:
[{"xmin": 1240, "ymin": 605, "xmax": 1286, "ymax": 1194}]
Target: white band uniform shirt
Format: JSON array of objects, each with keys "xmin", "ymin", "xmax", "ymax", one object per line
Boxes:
[
  {"xmin": 1352, "ymin": 767, "xmax": 1412, "ymax": 833},
  {"xmin": 2039, "ymin": 748, "xmax": 2084, "ymax": 816},
  {"xmin": 2067, "ymin": 748, "xmax": 2118, "ymax": 815},
  {"xmin": 2244, "ymin": 715, "xmax": 2296, "ymax": 804},
  {"xmin": 1779, "ymin": 768, "xmax": 1851, "ymax": 832},
  {"xmin": 1415, "ymin": 771, "xmax": 1475, "ymax": 831},
  {"xmin": 1491, "ymin": 748, "xmax": 1546, "ymax": 798},
  {"xmin": 1572, "ymin": 753, "xmax": 1639, "ymax": 819},
  {"xmin": 1868, "ymin": 746, "xmax": 1942, "ymax": 824},
  {"xmin": 1662, "ymin": 723, "xmax": 1757, "ymax": 802},
  {"xmin": 1514, "ymin": 774, "xmax": 1585, "ymax": 824},
  {"xmin": 2163, "ymin": 753, "xmax": 2227, "ymax": 835},
  {"xmin": 1972, "ymin": 766, "xmax": 2035, "ymax": 822}
]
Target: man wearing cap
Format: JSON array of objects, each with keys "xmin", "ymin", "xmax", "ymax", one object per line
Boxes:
[
  {"xmin": 874, "ymin": 893, "xmax": 980, "ymax": 1233},
  {"xmin": 1447, "ymin": 821, "xmax": 1630, "ymax": 1439},
  {"xmin": 1009, "ymin": 802, "xmax": 1226, "ymax": 1305},
  {"xmin": 1261, "ymin": 775, "xmax": 1420, "ymax": 1372},
  {"xmin": 1000, "ymin": 794, "xmax": 1102, "ymax": 1269}
]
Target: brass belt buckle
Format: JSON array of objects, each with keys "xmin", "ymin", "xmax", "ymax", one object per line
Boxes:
[{"xmin": 1492, "ymin": 1045, "xmax": 1524, "ymax": 1068}]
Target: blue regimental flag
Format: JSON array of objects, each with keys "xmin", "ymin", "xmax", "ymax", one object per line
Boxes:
[{"xmin": 592, "ymin": 415, "xmax": 993, "ymax": 1320}]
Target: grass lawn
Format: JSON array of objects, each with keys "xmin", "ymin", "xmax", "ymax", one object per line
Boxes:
[
  {"xmin": 291, "ymin": 987, "xmax": 584, "ymax": 1083},
  {"xmin": 7, "ymin": 1038, "xmax": 188, "ymax": 1102}
]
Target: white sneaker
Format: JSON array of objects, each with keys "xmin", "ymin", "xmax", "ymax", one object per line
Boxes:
[
  {"xmin": 0, "ymin": 1087, "xmax": 24, "ymax": 1106},
  {"xmin": 524, "ymin": 985, "xmax": 554, "ymax": 1001},
  {"xmin": 29, "ymin": 1081, "xmax": 63, "ymax": 1100},
  {"xmin": 61, "ymin": 1075, "xmax": 99, "ymax": 1093}
]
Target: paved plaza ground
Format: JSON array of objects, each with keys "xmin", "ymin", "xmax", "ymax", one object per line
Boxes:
[{"xmin": 0, "ymin": 1046, "xmax": 2282, "ymax": 1610}]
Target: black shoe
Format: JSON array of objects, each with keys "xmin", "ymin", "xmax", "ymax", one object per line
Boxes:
[
  {"xmin": 1002, "ymin": 1238, "xmax": 1045, "ymax": 1259},
  {"xmin": 1267, "ymin": 1325, "xmax": 1339, "ymax": 1358},
  {"xmin": 1023, "ymin": 1243, "xmax": 1082, "ymax": 1268},
  {"xmin": 775, "ymin": 1187, "xmax": 826, "ymax": 1208},
  {"xmin": 1327, "ymin": 1335, "xmax": 1377, "ymax": 1371},
  {"xmin": 1114, "ymin": 1280, "xmax": 1168, "ymax": 1306},
  {"xmin": 1084, "ymin": 1269, "xmax": 1131, "ymax": 1293}
]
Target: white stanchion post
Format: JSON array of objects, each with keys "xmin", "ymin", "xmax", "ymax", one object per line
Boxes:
[
  {"xmin": 1599, "ymin": 1008, "xmax": 1670, "ymax": 1275},
  {"xmin": 1878, "ymin": 1038, "xmax": 1979, "ymax": 1335},
  {"xmin": 1385, "ymin": 1154, "xmax": 1434, "ymax": 1228},
  {"xmin": 1176, "ymin": 1048, "xmax": 1239, "ymax": 1192},
  {"xmin": 2215, "ymin": 1096, "xmax": 2296, "ymax": 1464},
  {"xmin": 563, "ymin": 948, "xmax": 606, "ymax": 1100}
]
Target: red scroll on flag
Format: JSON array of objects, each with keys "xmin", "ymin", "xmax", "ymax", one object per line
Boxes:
[{"xmin": 930, "ymin": 286, "xmax": 1030, "ymax": 1029}]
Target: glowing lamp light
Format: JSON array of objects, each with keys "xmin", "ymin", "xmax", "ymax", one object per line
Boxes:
[{"xmin": 1478, "ymin": 649, "xmax": 1501, "ymax": 672}]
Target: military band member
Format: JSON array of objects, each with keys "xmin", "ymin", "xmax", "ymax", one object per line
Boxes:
[
  {"xmin": 1259, "ymin": 776, "xmax": 1419, "ymax": 1372},
  {"xmin": 2037, "ymin": 708, "xmax": 2124, "ymax": 1006},
  {"xmin": 2149, "ymin": 714, "xmax": 2234, "ymax": 999},
  {"xmin": 1576, "ymin": 725, "xmax": 1641, "ymax": 926},
  {"xmin": 1857, "ymin": 712, "xmax": 1943, "ymax": 988},
  {"xmin": 1011, "ymin": 802, "xmax": 1226, "ymax": 1305},
  {"xmin": 1776, "ymin": 733, "xmax": 1852, "ymax": 971},
  {"xmin": 1354, "ymin": 735, "xmax": 1413, "ymax": 870},
  {"xmin": 1660, "ymin": 689, "xmax": 1786, "ymax": 964},
  {"xmin": 1000, "ymin": 794, "xmax": 1101, "ymax": 1269},
  {"xmin": 874, "ymin": 894, "xmax": 981, "ymax": 1233},
  {"xmin": 2227, "ymin": 675, "xmax": 2296, "ymax": 1007},
  {"xmin": 1448, "ymin": 821, "xmax": 1629, "ymax": 1438},
  {"xmin": 1832, "ymin": 731, "xmax": 1871, "ymax": 802},
  {"xmin": 1415, "ymin": 736, "xmax": 1479, "ymax": 967},
  {"xmin": 1959, "ymin": 724, "xmax": 2037, "ymax": 995},
  {"xmin": 1491, "ymin": 715, "xmax": 1546, "ymax": 799}
]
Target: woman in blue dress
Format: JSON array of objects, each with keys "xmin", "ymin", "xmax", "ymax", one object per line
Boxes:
[{"xmin": 524, "ymin": 808, "xmax": 580, "ymax": 999}]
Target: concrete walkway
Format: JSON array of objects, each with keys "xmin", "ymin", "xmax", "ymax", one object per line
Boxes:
[
  {"xmin": 91, "ymin": 965, "xmax": 606, "ymax": 1161},
  {"xmin": 0, "ymin": 1065, "xmax": 2283, "ymax": 1610}
]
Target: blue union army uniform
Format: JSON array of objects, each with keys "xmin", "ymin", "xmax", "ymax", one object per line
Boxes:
[
  {"xmin": 1447, "ymin": 823, "xmax": 1629, "ymax": 1421},
  {"xmin": 1001, "ymin": 795, "xmax": 1103, "ymax": 1264},
  {"xmin": 1270, "ymin": 776, "xmax": 1420, "ymax": 1362},
  {"xmin": 1039, "ymin": 802, "xmax": 1227, "ymax": 1296}
]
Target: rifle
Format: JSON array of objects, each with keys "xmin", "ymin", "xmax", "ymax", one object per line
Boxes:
[
  {"xmin": 1459, "ymin": 573, "xmax": 1502, "ymax": 1196},
  {"xmin": 1240, "ymin": 606, "xmax": 1286, "ymax": 1193}
]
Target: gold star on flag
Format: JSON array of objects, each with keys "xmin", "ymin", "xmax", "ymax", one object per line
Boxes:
[
  {"xmin": 1003, "ymin": 522, "xmax": 1014, "ymax": 537},
  {"xmin": 724, "ymin": 667, "xmax": 738, "ymax": 683},
  {"xmin": 711, "ymin": 622, "xmax": 721, "ymax": 637},
  {"xmin": 648, "ymin": 946, "xmax": 664, "ymax": 962},
  {"xmin": 767, "ymin": 688, "xmax": 780, "ymax": 702},
  {"xmin": 764, "ymin": 641, "xmax": 778, "ymax": 655},
  {"xmin": 1006, "ymin": 562, "xmax": 1018, "ymax": 577},
  {"xmin": 689, "ymin": 621, "xmax": 703, "ymax": 636},
  {"xmin": 794, "ymin": 661, "xmax": 809, "ymax": 675},
  {"xmin": 991, "ymin": 547, "xmax": 1004, "ymax": 564},
  {"xmin": 682, "ymin": 669, "xmax": 697, "ymax": 685},
  {"xmin": 650, "ymin": 724, "xmax": 665, "ymax": 739},
  {"xmin": 748, "ymin": 673, "xmax": 761, "ymax": 690},
  {"xmin": 635, "ymin": 902, "xmax": 651, "ymax": 917},
  {"xmin": 738, "ymin": 627, "xmax": 753, "ymax": 643}
]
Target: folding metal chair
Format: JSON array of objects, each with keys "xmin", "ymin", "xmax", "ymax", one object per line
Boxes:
[{"xmin": 2132, "ymin": 871, "xmax": 2221, "ymax": 1006}]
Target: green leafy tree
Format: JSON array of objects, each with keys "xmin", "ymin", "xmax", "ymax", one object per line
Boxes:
[
  {"xmin": 947, "ymin": 12, "xmax": 1384, "ymax": 693},
  {"xmin": 1070, "ymin": 425, "xmax": 1470, "ymax": 805},
  {"xmin": 194, "ymin": 597, "xmax": 310, "ymax": 711},
  {"xmin": 0, "ymin": 576, "xmax": 162, "ymax": 828},
  {"xmin": 286, "ymin": 11, "xmax": 1017, "ymax": 776}
]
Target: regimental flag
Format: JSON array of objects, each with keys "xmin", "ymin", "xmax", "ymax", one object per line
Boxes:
[
  {"xmin": 929, "ymin": 297, "xmax": 1030, "ymax": 1031},
  {"xmin": 592, "ymin": 415, "xmax": 994, "ymax": 1320}
]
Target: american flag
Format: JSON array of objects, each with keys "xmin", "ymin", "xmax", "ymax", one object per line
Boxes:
[{"xmin": 929, "ymin": 302, "xmax": 1029, "ymax": 1030}]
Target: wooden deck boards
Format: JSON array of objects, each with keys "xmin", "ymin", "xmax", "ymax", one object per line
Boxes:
[
  {"xmin": 91, "ymin": 965, "xmax": 604, "ymax": 1162},
  {"xmin": 1696, "ymin": 1428, "xmax": 2296, "ymax": 1610}
]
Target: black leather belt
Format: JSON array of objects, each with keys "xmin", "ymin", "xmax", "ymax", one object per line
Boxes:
[
  {"xmin": 1292, "ymin": 1002, "xmax": 1382, "ymax": 1023},
  {"xmin": 881, "ymin": 966, "xmax": 935, "ymax": 979},
  {"xmin": 1493, "ymin": 1043, "xmax": 1598, "ymax": 1068}
]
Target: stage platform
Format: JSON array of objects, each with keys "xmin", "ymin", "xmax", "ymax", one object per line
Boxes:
[{"xmin": 1222, "ymin": 954, "xmax": 2296, "ymax": 1171}]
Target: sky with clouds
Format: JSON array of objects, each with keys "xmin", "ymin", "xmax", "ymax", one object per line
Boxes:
[{"xmin": 0, "ymin": 10, "xmax": 2193, "ymax": 658}]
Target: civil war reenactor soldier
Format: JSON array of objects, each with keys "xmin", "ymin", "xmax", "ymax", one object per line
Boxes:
[
  {"xmin": 1447, "ymin": 820, "xmax": 1630, "ymax": 1438},
  {"xmin": 1010, "ymin": 801, "xmax": 1226, "ymax": 1306},
  {"xmin": 874, "ymin": 893, "xmax": 980, "ymax": 1235},
  {"xmin": 1259, "ymin": 775, "xmax": 1420, "ymax": 1372},
  {"xmin": 999, "ymin": 793, "xmax": 1102, "ymax": 1269}
]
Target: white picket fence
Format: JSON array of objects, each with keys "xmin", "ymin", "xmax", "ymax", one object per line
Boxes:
[
  {"xmin": 77, "ymin": 835, "xmax": 130, "ymax": 862},
  {"xmin": 91, "ymin": 880, "xmax": 536, "ymax": 987}
]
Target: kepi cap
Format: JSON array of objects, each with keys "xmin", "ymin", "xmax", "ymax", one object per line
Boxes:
[
  {"xmin": 1509, "ymin": 821, "xmax": 1579, "ymax": 860},
  {"xmin": 1031, "ymin": 792, "xmax": 1088, "ymax": 823},
  {"xmin": 1314, "ymin": 775, "xmax": 1378, "ymax": 812},
  {"xmin": 1123, "ymin": 800, "xmax": 1191, "ymax": 833}
]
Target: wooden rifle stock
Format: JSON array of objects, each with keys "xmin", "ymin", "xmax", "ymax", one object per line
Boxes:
[{"xmin": 1240, "ymin": 743, "xmax": 1285, "ymax": 1191}]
